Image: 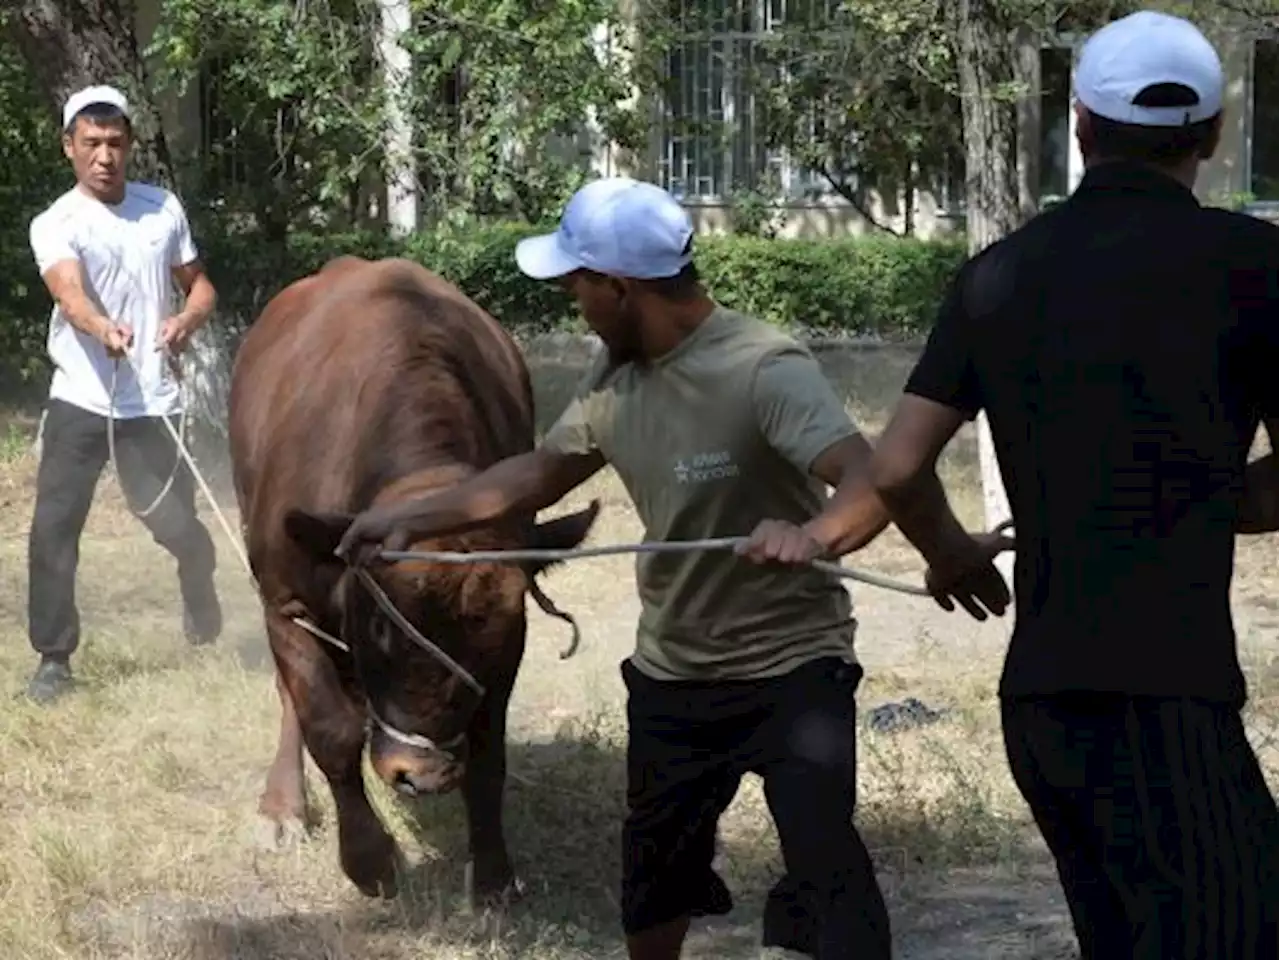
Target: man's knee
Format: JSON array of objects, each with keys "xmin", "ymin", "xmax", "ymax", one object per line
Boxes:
[
  {"xmin": 619, "ymin": 806, "xmax": 734, "ymax": 936},
  {"xmin": 29, "ymin": 477, "xmax": 94, "ymax": 550},
  {"xmin": 136, "ymin": 479, "xmax": 209, "ymax": 549}
]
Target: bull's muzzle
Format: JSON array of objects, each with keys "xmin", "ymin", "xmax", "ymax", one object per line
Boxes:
[{"xmin": 368, "ymin": 725, "xmax": 467, "ymax": 797}]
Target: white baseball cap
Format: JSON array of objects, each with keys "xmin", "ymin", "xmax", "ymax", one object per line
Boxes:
[
  {"xmin": 515, "ymin": 177, "xmax": 695, "ymax": 281},
  {"xmin": 62, "ymin": 84, "xmax": 131, "ymax": 131},
  {"xmin": 1074, "ymin": 11, "xmax": 1224, "ymax": 127}
]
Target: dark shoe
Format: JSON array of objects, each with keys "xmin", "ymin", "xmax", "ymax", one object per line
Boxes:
[
  {"xmin": 27, "ymin": 659, "xmax": 73, "ymax": 704},
  {"xmin": 182, "ymin": 577, "xmax": 223, "ymax": 647}
]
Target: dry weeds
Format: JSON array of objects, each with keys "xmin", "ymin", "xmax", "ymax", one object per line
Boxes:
[{"xmin": 0, "ymin": 406, "xmax": 1274, "ymax": 960}]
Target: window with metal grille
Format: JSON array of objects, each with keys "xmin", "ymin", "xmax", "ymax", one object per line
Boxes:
[
  {"xmin": 197, "ymin": 55, "xmax": 250, "ymax": 191},
  {"xmin": 657, "ymin": 0, "xmax": 831, "ymax": 201}
]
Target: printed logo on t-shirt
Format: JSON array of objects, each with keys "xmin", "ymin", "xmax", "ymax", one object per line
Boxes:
[{"xmin": 673, "ymin": 450, "xmax": 740, "ymax": 484}]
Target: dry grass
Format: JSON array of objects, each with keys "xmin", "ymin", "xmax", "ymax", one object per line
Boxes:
[{"xmin": 0, "ymin": 403, "xmax": 1274, "ymax": 960}]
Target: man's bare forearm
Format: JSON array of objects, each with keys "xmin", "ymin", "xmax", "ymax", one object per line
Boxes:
[
  {"xmin": 804, "ymin": 474, "xmax": 892, "ymax": 557},
  {"xmin": 178, "ymin": 274, "xmax": 217, "ymax": 330},
  {"xmin": 876, "ymin": 468, "xmax": 973, "ymax": 568},
  {"xmin": 55, "ymin": 285, "xmax": 112, "ymax": 342},
  {"xmin": 388, "ymin": 454, "xmax": 546, "ymax": 542},
  {"xmin": 385, "ymin": 448, "xmax": 599, "ymax": 545}
]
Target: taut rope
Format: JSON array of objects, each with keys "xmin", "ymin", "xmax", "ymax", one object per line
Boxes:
[{"xmin": 380, "ymin": 539, "xmax": 931, "ymax": 597}]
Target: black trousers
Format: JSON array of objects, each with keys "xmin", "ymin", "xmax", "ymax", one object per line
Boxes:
[
  {"xmin": 621, "ymin": 655, "xmax": 891, "ymax": 959},
  {"xmin": 28, "ymin": 398, "xmax": 217, "ymax": 661},
  {"xmin": 1003, "ymin": 694, "xmax": 1279, "ymax": 960}
]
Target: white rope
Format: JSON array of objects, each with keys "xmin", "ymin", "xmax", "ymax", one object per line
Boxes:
[
  {"xmin": 107, "ymin": 352, "xmax": 185, "ymax": 519},
  {"xmin": 382, "ymin": 538, "xmax": 932, "ymax": 597},
  {"xmin": 108, "ymin": 347, "xmax": 350, "ymax": 653}
]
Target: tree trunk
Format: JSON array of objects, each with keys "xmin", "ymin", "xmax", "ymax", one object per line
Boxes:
[
  {"xmin": 6, "ymin": 0, "xmax": 176, "ymax": 188},
  {"xmin": 955, "ymin": 0, "xmax": 1024, "ymax": 589},
  {"xmin": 1014, "ymin": 25, "xmax": 1041, "ymax": 223},
  {"xmin": 955, "ymin": 0, "xmax": 1022, "ymax": 253}
]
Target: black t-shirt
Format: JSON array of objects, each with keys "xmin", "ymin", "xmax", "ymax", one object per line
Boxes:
[{"xmin": 905, "ymin": 162, "xmax": 1278, "ymax": 707}]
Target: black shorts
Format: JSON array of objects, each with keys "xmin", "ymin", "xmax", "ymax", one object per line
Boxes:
[
  {"xmin": 1003, "ymin": 694, "xmax": 1279, "ymax": 960},
  {"xmin": 620, "ymin": 655, "xmax": 890, "ymax": 959}
]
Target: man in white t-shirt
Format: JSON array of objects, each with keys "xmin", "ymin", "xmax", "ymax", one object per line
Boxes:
[{"xmin": 25, "ymin": 84, "xmax": 222, "ymax": 703}]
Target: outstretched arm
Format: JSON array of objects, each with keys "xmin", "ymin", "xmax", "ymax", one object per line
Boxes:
[
  {"xmin": 336, "ymin": 447, "xmax": 604, "ymax": 560},
  {"xmin": 870, "ymin": 396, "xmax": 973, "ymax": 567},
  {"xmin": 868, "ymin": 261, "xmax": 1013, "ymax": 618},
  {"xmin": 733, "ymin": 348, "xmax": 892, "ymax": 564},
  {"xmin": 337, "ymin": 356, "xmax": 611, "ymax": 561}
]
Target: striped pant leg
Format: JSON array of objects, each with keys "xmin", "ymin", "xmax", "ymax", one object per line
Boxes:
[{"xmin": 1003, "ymin": 695, "xmax": 1278, "ymax": 960}]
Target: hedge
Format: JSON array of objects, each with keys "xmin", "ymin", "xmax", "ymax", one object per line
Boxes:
[
  {"xmin": 1, "ymin": 220, "xmax": 967, "ymax": 386},
  {"xmin": 200, "ymin": 222, "xmax": 967, "ymax": 337}
]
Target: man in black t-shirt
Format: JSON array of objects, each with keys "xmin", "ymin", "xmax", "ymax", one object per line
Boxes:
[{"xmin": 741, "ymin": 10, "xmax": 1278, "ymax": 959}]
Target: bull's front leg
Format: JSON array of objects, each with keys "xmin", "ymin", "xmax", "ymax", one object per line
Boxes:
[
  {"xmin": 462, "ymin": 656, "xmax": 522, "ymax": 908},
  {"xmin": 267, "ymin": 613, "xmax": 402, "ymax": 898}
]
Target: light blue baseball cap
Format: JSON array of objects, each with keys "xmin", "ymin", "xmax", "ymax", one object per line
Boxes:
[{"xmin": 515, "ymin": 177, "xmax": 695, "ymax": 281}]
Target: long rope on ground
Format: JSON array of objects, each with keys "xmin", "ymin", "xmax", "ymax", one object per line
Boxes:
[{"xmin": 382, "ymin": 540, "xmax": 932, "ymax": 597}]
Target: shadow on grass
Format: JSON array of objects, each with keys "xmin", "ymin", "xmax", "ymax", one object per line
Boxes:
[{"xmin": 168, "ymin": 716, "xmax": 1055, "ymax": 960}]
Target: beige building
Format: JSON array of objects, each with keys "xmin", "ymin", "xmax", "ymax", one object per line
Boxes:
[{"xmin": 134, "ymin": 1, "xmax": 1278, "ymax": 239}]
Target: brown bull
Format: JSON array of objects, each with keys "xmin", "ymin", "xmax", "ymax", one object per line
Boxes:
[{"xmin": 228, "ymin": 255, "xmax": 598, "ymax": 903}]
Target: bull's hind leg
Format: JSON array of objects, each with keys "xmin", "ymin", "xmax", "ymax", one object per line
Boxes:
[
  {"xmin": 265, "ymin": 613, "xmax": 402, "ymax": 898},
  {"xmin": 256, "ymin": 666, "xmax": 311, "ymax": 849}
]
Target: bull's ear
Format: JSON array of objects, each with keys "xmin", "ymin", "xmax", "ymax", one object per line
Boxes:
[
  {"xmin": 284, "ymin": 509, "xmax": 355, "ymax": 562},
  {"xmin": 526, "ymin": 499, "xmax": 601, "ymax": 577}
]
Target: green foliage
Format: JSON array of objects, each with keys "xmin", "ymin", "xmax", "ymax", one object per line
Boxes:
[
  {"xmin": 147, "ymin": 0, "xmax": 387, "ymax": 237},
  {"xmin": 401, "ymin": 0, "xmax": 645, "ymax": 224},
  {"xmin": 0, "ymin": 14, "xmax": 69, "ymax": 385},
  {"xmin": 694, "ymin": 232, "xmax": 966, "ymax": 337},
  {"xmin": 197, "ymin": 221, "xmax": 965, "ymax": 339},
  {"xmin": 146, "ymin": 0, "xmax": 645, "ymax": 234},
  {"xmin": 750, "ymin": 0, "xmax": 964, "ymax": 235}
]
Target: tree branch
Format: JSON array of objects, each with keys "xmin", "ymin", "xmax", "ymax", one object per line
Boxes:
[{"xmin": 818, "ymin": 165, "xmax": 904, "ymax": 237}]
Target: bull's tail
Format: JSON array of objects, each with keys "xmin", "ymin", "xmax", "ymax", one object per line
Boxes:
[
  {"xmin": 527, "ymin": 577, "xmax": 582, "ymax": 660},
  {"xmin": 521, "ymin": 500, "xmax": 599, "ymax": 660}
]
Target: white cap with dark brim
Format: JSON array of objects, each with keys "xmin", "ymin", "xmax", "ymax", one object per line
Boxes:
[
  {"xmin": 515, "ymin": 177, "xmax": 695, "ymax": 281},
  {"xmin": 1074, "ymin": 10, "xmax": 1224, "ymax": 127},
  {"xmin": 62, "ymin": 84, "xmax": 131, "ymax": 131}
]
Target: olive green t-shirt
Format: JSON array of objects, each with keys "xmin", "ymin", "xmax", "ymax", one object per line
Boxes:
[{"xmin": 542, "ymin": 305, "xmax": 862, "ymax": 682}]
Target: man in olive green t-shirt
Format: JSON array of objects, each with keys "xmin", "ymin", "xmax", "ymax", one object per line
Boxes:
[{"xmin": 337, "ymin": 178, "xmax": 895, "ymax": 960}]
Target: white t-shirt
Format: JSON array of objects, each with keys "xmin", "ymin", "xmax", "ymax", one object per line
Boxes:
[{"xmin": 29, "ymin": 182, "xmax": 200, "ymax": 419}]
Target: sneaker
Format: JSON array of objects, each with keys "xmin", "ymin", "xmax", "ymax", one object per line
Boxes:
[
  {"xmin": 182, "ymin": 577, "xmax": 223, "ymax": 647},
  {"xmin": 26, "ymin": 659, "xmax": 73, "ymax": 704}
]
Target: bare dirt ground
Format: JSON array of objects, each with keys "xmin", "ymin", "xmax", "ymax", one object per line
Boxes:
[{"xmin": 0, "ymin": 399, "xmax": 1274, "ymax": 960}]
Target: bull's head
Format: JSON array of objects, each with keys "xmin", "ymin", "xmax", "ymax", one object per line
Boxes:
[{"xmin": 282, "ymin": 501, "xmax": 599, "ymax": 797}]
